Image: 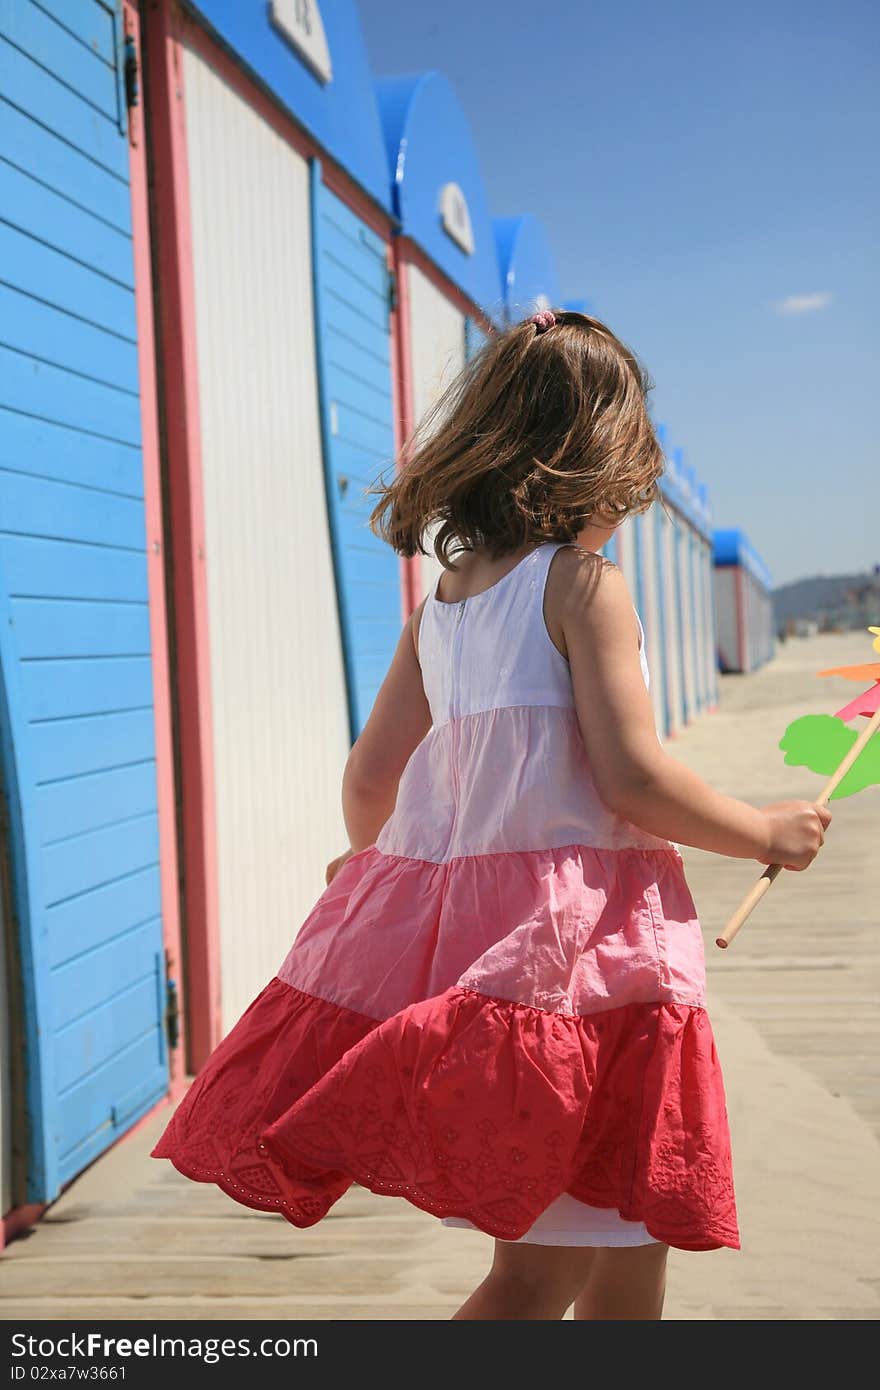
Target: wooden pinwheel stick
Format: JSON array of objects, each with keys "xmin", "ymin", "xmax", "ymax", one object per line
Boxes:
[{"xmin": 716, "ymin": 700, "xmax": 880, "ymax": 950}]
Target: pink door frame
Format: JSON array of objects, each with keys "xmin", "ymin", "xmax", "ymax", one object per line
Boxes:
[
  {"xmin": 143, "ymin": 0, "xmax": 221, "ymax": 1074},
  {"xmin": 126, "ymin": 0, "xmax": 187, "ymax": 1100}
]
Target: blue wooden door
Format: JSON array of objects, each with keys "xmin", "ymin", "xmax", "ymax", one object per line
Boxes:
[
  {"xmin": 0, "ymin": 0, "xmax": 168, "ymax": 1201},
  {"xmin": 311, "ymin": 164, "xmax": 401, "ymax": 740}
]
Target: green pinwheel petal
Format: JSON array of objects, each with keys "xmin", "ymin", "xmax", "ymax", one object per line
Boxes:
[{"xmin": 779, "ymin": 714, "xmax": 880, "ymax": 799}]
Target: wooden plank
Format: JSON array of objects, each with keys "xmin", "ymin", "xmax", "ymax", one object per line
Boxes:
[
  {"xmin": 324, "ymin": 444, "xmax": 389, "ymax": 493},
  {"xmin": 1, "ymin": 1254, "xmax": 410, "ymax": 1299},
  {"xmin": 1, "ymin": 535, "xmax": 149, "ymax": 605},
  {"xmin": 42, "ymin": 812, "xmax": 159, "ymax": 911},
  {"xmin": 323, "ymin": 343, "xmax": 394, "ymax": 406},
  {"xmin": 0, "ymin": 222, "xmax": 136, "ymax": 342},
  {"xmin": 56, "ymin": 1032, "xmax": 166, "ymax": 1175},
  {"xmin": 327, "ymin": 399, "xmax": 394, "ymax": 460},
  {"xmin": 39, "ymin": 1217, "xmax": 430, "ymax": 1259},
  {"xmin": 320, "ymin": 242, "xmax": 389, "ymax": 310},
  {"xmin": 0, "ymin": 1, "xmax": 118, "ymax": 120},
  {"xmin": 21, "ymin": 652, "xmax": 153, "ymax": 722},
  {"xmin": 0, "ymin": 34, "xmax": 126, "ymax": 177},
  {"xmin": 0, "ymin": 471, "xmax": 145, "ymax": 548},
  {"xmin": 0, "ymin": 96, "xmax": 130, "ymax": 230},
  {"xmin": 320, "ymin": 288, "xmax": 392, "ymax": 365},
  {"xmin": 320, "ymin": 215, "xmax": 389, "ymax": 284},
  {"xmin": 0, "ymin": 405, "xmax": 143, "ymax": 495},
  {"xmin": 33, "ymin": 0, "xmax": 116, "ymax": 68},
  {"xmin": 46, "ymin": 865, "xmax": 161, "ymax": 970},
  {"xmin": 321, "ymin": 199, "xmax": 387, "ymax": 261},
  {"xmin": 29, "ymin": 705, "xmax": 156, "ymax": 781},
  {"xmin": 56, "ymin": 1084, "xmax": 167, "ymax": 1186},
  {"xmin": 52, "ymin": 919, "xmax": 162, "ymax": 1030},
  {"xmin": 14, "ymin": 598, "xmax": 150, "ymax": 663},
  {"xmin": 0, "ymin": 160, "xmax": 134, "ymax": 288},
  {"xmin": 37, "ymin": 759, "xmax": 158, "ymax": 847},
  {"xmin": 0, "ymin": 283, "xmax": 139, "ymax": 394},
  {"xmin": 0, "ymin": 346, "xmax": 140, "ymax": 443}
]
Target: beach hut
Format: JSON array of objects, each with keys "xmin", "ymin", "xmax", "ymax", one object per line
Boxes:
[
  {"xmin": 713, "ymin": 529, "xmax": 775, "ymax": 674},
  {"xmin": 613, "ymin": 435, "xmax": 716, "ymax": 740},
  {"xmin": 611, "ymin": 423, "xmax": 673, "ymax": 742},
  {"xmin": 143, "ymin": 0, "xmax": 402, "ymax": 1060},
  {"xmin": 661, "ymin": 448, "xmax": 718, "ymax": 728},
  {"xmin": 651, "ymin": 442, "xmax": 718, "ymax": 735},
  {"xmin": 0, "ymin": 0, "xmax": 182, "ymax": 1231},
  {"xmin": 375, "ymin": 71, "xmax": 502, "ymax": 609}
]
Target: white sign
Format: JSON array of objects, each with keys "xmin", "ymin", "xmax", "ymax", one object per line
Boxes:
[
  {"xmin": 271, "ymin": 0, "xmax": 332, "ymax": 85},
  {"xmin": 439, "ymin": 182, "xmax": 474, "ymax": 255}
]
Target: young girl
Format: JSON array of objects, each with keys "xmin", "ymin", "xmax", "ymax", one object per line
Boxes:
[{"xmin": 152, "ymin": 308, "xmax": 831, "ymax": 1320}]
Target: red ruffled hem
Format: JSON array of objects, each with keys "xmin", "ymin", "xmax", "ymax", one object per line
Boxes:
[{"xmin": 151, "ymin": 977, "xmax": 739, "ymax": 1253}]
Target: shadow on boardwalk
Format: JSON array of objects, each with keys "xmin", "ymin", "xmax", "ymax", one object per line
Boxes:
[{"xmin": 2, "ymin": 632, "xmax": 878, "ymax": 1319}]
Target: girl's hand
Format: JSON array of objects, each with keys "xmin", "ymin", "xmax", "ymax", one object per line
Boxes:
[
  {"xmin": 756, "ymin": 801, "xmax": 832, "ymax": 871},
  {"xmin": 325, "ymin": 848, "xmax": 354, "ymax": 886}
]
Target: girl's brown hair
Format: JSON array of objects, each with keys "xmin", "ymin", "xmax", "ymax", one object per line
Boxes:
[{"xmin": 367, "ymin": 309, "xmax": 665, "ymax": 568}]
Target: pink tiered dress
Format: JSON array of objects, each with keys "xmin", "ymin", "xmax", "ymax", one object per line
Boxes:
[{"xmin": 151, "ymin": 541, "xmax": 739, "ymax": 1252}]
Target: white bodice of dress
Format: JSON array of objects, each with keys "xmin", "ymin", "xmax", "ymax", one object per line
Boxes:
[
  {"xmin": 376, "ymin": 542, "xmax": 673, "ymax": 863},
  {"xmin": 417, "ymin": 541, "xmax": 650, "ymax": 727}
]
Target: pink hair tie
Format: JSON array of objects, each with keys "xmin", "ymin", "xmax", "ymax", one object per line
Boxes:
[{"xmin": 531, "ymin": 310, "xmax": 556, "ymax": 333}]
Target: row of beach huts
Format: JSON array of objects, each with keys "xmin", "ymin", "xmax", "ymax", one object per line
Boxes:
[{"xmin": 0, "ymin": 0, "xmax": 773, "ymax": 1243}]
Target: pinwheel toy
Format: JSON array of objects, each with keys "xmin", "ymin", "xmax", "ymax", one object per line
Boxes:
[{"xmin": 717, "ymin": 625, "xmax": 880, "ymax": 948}]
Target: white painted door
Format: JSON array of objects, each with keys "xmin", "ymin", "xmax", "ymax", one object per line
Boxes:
[
  {"xmin": 406, "ymin": 264, "xmax": 467, "ymax": 599},
  {"xmin": 182, "ymin": 44, "xmax": 351, "ymax": 1030}
]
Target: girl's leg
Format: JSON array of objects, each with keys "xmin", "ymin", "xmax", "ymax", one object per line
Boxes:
[
  {"xmin": 452, "ymin": 1241, "xmax": 599, "ymax": 1320},
  {"xmin": 572, "ymin": 1242, "xmax": 669, "ymax": 1321}
]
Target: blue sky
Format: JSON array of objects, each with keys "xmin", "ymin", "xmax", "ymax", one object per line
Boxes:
[{"xmin": 359, "ymin": 0, "xmax": 878, "ymax": 588}]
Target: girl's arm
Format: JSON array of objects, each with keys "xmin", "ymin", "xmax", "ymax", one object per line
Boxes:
[
  {"xmin": 560, "ymin": 550, "xmax": 825, "ymax": 863},
  {"xmin": 341, "ymin": 604, "xmax": 432, "ymax": 854}
]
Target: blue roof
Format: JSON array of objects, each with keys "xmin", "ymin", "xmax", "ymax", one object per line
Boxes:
[
  {"xmin": 374, "ymin": 71, "xmax": 501, "ymax": 316},
  {"xmin": 494, "ymin": 215, "xmax": 561, "ymax": 324},
  {"xmin": 713, "ymin": 528, "xmax": 773, "ymax": 590},
  {"xmin": 183, "ymin": 0, "xmax": 392, "ymax": 213}
]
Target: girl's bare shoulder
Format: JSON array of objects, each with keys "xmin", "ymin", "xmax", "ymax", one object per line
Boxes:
[
  {"xmin": 545, "ymin": 544, "xmax": 634, "ymax": 660},
  {"xmin": 550, "ymin": 542, "xmax": 614, "ymax": 586}
]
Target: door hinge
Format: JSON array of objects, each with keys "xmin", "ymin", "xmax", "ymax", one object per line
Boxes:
[
  {"xmin": 164, "ymin": 950, "xmax": 181, "ymax": 1051},
  {"xmin": 387, "ymin": 268, "xmax": 398, "ymax": 315},
  {"xmin": 124, "ymin": 33, "xmax": 139, "ymax": 111}
]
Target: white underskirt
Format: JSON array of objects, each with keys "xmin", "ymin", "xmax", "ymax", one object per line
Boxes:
[{"xmin": 442, "ymin": 1191, "xmax": 659, "ymax": 1247}]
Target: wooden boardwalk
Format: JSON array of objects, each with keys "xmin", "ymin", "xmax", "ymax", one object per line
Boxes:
[{"xmin": 3, "ymin": 631, "xmax": 878, "ymax": 1320}]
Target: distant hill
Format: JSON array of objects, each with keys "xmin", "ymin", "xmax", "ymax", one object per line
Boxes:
[{"xmin": 773, "ymin": 568, "xmax": 880, "ymax": 630}]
